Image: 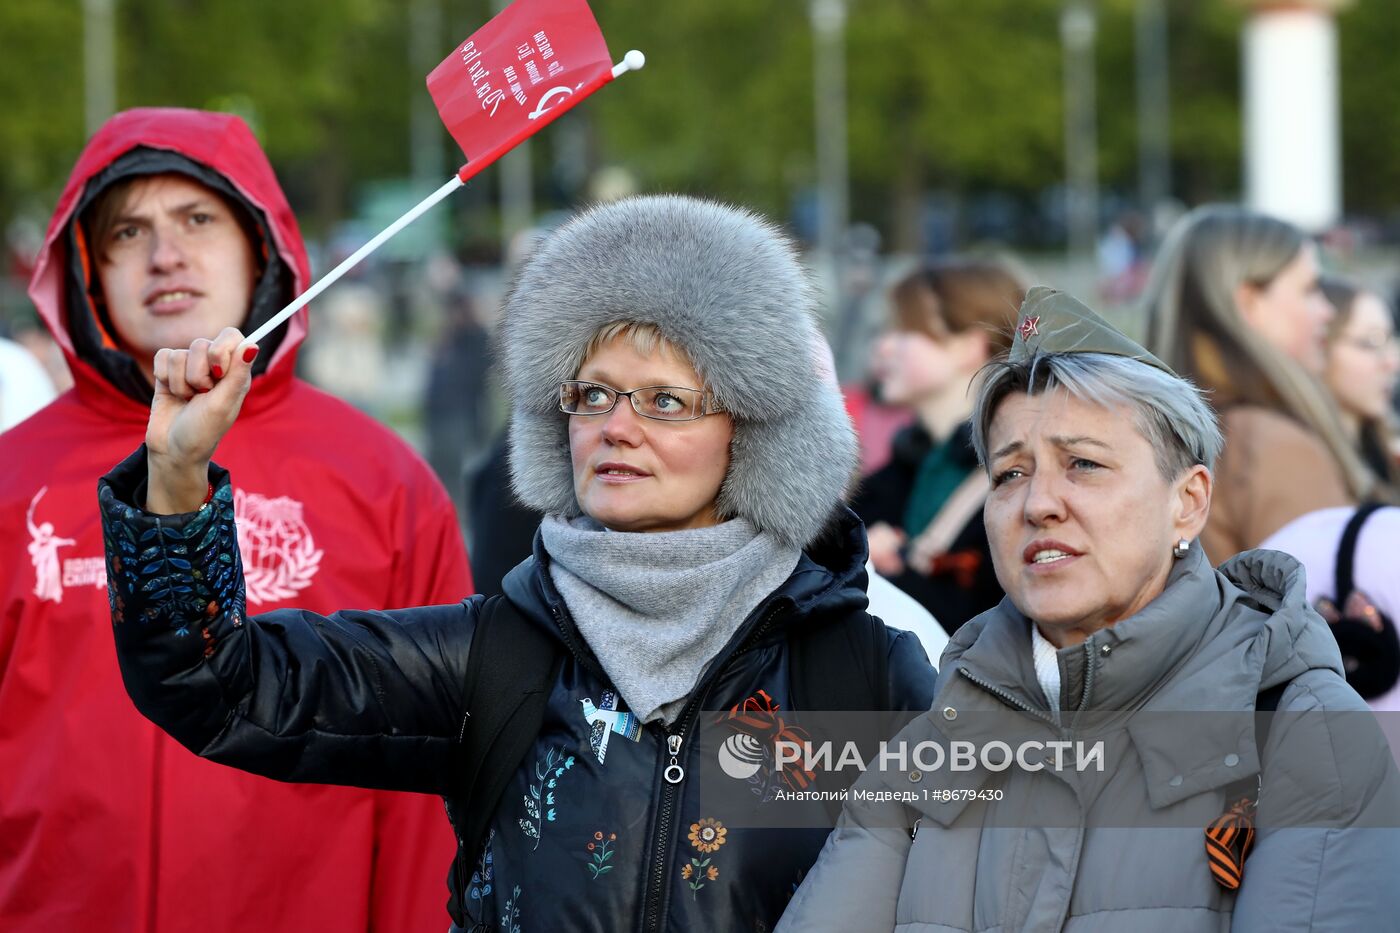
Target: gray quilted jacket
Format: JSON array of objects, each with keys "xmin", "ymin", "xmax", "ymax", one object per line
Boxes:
[{"xmin": 777, "ymin": 546, "xmax": 1400, "ymax": 932}]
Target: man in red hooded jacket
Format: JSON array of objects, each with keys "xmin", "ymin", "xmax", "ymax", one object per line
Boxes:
[{"xmin": 0, "ymin": 108, "xmax": 471, "ymax": 932}]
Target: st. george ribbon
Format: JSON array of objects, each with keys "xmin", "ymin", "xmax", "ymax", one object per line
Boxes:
[{"xmin": 243, "ymin": 0, "xmax": 643, "ymax": 348}]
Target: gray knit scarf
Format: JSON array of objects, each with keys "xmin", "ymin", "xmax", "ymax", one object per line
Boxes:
[{"xmin": 540, "ymin": 514, "xmax": 802, "ymax": 724}]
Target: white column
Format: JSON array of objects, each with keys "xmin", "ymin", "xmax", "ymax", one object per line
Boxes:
[
  {"xmin": 83, "ymin": 0, "xmax": 116, "ymax": 137},
  {"xmin": 1061, "ymin": 0, "xmax": 1099, "ymax": 263},
  {"xmin": 810, "ymin": 0, "xmax": 849, "ymax": 265},
  {"xmin": 409, "ymin": 0, "xmax": 446, "ymax": 186},
  {"xmin": 494, "ymin": 0, "xmax": 534, "ymax": 254},
  {"xmin": 1242, "ymin": 2, "xmax": 1346, "ymax": 232},
  {"xmin": 1135, "ymin": 0, "xmax": 1170, "ymax": 238}
]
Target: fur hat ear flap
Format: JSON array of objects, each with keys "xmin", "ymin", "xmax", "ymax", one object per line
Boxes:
[
  {"xmin": 499, "ymin": 194, "xmax": 858, "ymax": 550},
  {"xmin": 717, "ymin": 382, "xmax": 857, "ymax": 548},
  {"xmin": 507, "ymin": 410, "xmax": 579, "ymax": 520}
]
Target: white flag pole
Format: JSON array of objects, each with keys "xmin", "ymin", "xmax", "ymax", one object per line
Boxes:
[
  {"xmin": 612, "ymin": 48, "xmax": 645, "ymax": 79},
  {"xmin": 242, "ymin": 49, "xmax": 646, "ymax": 351},
  {"xmin": 241, "ymin": 174, "xmax": 462, "ymax": 347}
]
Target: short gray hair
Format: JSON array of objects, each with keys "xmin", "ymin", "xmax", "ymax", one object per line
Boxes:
[{"xmin": 971, "ymin": 352, "xmax": 1223, "ymax": 479}]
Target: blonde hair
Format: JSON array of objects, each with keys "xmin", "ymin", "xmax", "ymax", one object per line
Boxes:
[
  {"xmin": 583, "ymin": 320, "xmax": 669, "ymax": 361},
  {"xmin": 578, "ymin": 321, "xmax": 712, "ymax": 393},
  {"xmin": 1141, "ymin": 205, "xmax": 1373, "ymax": 499}
]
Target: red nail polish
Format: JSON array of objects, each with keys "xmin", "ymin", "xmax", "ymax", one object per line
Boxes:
[
  {"xmin": 242, "ymin": 346, "xmax": 259, "ymax": 363},
  {"xmin": 211, "ymin": 364, "xmax": 223, "ymax": 379}
]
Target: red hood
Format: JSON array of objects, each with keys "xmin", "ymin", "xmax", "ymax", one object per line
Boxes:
[{"xmin": 27, "ymin": 108, "xmax": 310, "ymax": 414}]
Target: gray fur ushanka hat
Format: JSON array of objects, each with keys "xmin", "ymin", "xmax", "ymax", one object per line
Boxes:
[{"xmin": 499, "ymin": 195, "xmax": 858, "ymax": 550}]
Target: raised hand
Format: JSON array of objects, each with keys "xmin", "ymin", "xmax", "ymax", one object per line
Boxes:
[{"xmin": 145, "ymin": 327, "xmax": 258, "ymax": 514}]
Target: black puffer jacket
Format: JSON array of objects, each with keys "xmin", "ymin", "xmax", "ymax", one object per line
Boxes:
[{"xmin": 99, "ymin": 451, "xmax": 936, "ymax": 933}]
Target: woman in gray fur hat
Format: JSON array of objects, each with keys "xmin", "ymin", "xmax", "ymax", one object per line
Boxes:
[{"xmin": 95, "ymin": 194, "xmax": 936, "ymax": 932}]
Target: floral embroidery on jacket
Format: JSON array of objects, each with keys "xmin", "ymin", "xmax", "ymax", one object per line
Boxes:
[
  {"xmin": 518, "ymin": 747, "xmax": 576, "ymax": 850},
  {"xmin": 688, "ymin": 817, "xmax": 727, "ymax": 853},
  {"xmin": 469, "ymin": 829, "xmax": 494, "ymax": 900},
  {"xmin": 499, "ymin": 884, "xmax": 522, "ymax": 933},
  {"xmin": 682, "ymin": 817, "xmax": 727, "ymax": 899},
  {"xmin": 586, "ymin": 830, "xmax": 616, "ymax": 879}
]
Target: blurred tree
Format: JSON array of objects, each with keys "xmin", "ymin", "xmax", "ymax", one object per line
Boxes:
[
  {"xmin": 118, "ymin": 0, "xmax": 411, "ymax": 232},
  {"xmin": 589, "ymin": 0, "xmax": 813, "ymax": 216},
  {"xmin": 0, "ymin": 3, "xmax": 86, "ymax": 222},
  {"xmin": 846, "ymin": 0, "xmax": 1065, "ymax": 250},
  {"xmin": 593, "ymin": 0, "xmax": 1246, "ymax": 252},
  {"xmin": 1164, "ymin": 0, "xmax": 1245, "ymax": 203},
  {"xmin": 1338, "ymin": 0, "xmax": 1400, "ymax": 219},
  {"xmin": 0, "ymin": 0, "xmax": 1392, "ymax": 261},
  {"xmin": 0, "ymin": 0, "xmax": 439, "ymax": 238}
]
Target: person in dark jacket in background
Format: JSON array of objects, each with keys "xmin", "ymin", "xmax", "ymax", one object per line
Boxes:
[
  {"xmin": 853, "ymin": 257, "xmax": 1024, "ymax": 635},
  {"xmin": 425, "ymin": 285, "xmax": 492, "ymax": 501},
  {"xmin": 97, "ymin": 195, "xmax": 936, "ymax": 932},
  {"xmin": 466, "ymin": 429, "xmax": 541, "ymax": 597}
]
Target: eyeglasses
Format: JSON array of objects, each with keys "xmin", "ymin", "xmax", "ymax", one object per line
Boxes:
[
  {"xmin": 559, "ymin": 381, "xmax": 723, "ymax": 422},
  {"xmin": 1338, "ymin": 334, "xmax": 1400, "ymax": 359}
]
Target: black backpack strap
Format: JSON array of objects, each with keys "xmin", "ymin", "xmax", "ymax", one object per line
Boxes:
[
  {"xmin": 448, "ymin": 595, "xmax": 559, "ymax": 928},
  {"xmin": 790, "ymin": 610, "xmax": 891, "ymax": 822},
  {"xmin": 1325, "ymin": 503, "xmax": 1400, "ymax": 698},
  {"xmin": 791, "ymin": 610, "xmax": 890, "ymax": 713},
  {"xmin": 1253, "ymin": 681, "xmax": 1287, "ymax": 755},
  {"xmin": 1335, "ymin": 503, "xmax": 1386, "ymax": 600}
]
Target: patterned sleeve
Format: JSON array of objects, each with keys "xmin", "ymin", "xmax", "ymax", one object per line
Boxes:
[
  {"xmin": 101, "ymin": 446, "xmax": 245, "ymax": 641},
  {"xmin": 97, "ymin": 446, "xmax": 259, "ymax": 758},
  {"xmin": 98, "ymin": 445, "xmax": 476, "ymax": 795}
]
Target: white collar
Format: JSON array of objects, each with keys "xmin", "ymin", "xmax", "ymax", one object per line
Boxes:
[{"xmin": 1030, "ymin": 624, "xmax": 1062, "ymax": 718}]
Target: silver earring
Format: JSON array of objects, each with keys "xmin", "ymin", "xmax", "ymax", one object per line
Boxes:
[{"xmin": 1172, "ymin": 538, "xmax": 1191, "ymax": 560}]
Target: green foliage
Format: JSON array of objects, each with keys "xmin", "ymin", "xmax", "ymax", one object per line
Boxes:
[
  {"xmin": 1339, "ymin": 0, "xmax": 1400, "ymax": 216},
  {"xmin": 0, "ymin": 1, "xmax": 1393, "ymax": 253},
  {"xmin": 589, "ymin": 0, "xmax": 813, "ymax": 215},
  {"xmin": 1163, "ymin": 0, "xmax": 1245, "ymax": 201},
  {"xmin": 0, "ymin": 2, "xmax": 86, "ymax": 218}
]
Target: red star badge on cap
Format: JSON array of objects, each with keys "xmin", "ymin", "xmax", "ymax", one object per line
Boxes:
[{"xmin": 1018, "ymin": 316, "xmax": 1041, "ymax": 340}]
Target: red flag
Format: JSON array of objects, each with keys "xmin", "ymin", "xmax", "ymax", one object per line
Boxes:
[
  {"xmin": 244, "ymin": 0, "xmax": 638, "ymax": 348},
  {"xmin": 428, "ymin": 0, "xmax": 613, "ymax": 183}
]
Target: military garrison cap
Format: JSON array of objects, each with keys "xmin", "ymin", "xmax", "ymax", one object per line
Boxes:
[{"xmin": 1009, "ymin": 286, "xmax": 1173, "ymax": 375}]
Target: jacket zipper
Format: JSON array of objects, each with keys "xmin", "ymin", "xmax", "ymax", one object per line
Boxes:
[
  {"xmin": 640, "ymin": 599, "xmax": 792, "ymax": 933},
  {"xmin": 643, "ymin": 726, "xmax": 688, "ymax": 932},
  {"xmin": 957, "ymin": 667, "xmax": 1057, "ymax": 725},
  {"xmin": 957, "ymin": 635, "xmax": 1100, "ymax": 722},
  {"xmin": 733, "ymin": 601, "xmax": 791, "ymax": 656},
  {"xmin": 550, "ymin": 604, "xmax": 610, "ymax": 683},
  {"xmin": 1077, "ymin": 641, "xmax": 1097, "ymax": 711}
]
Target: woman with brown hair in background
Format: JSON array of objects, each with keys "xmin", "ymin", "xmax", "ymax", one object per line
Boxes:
[
  {"xmin": 1142, "ymin": 205, "xmax": 1374, "ymax": 562},
  {"xmin": 853, "ymin": 257, "xmax": 1024, "ymax": 635}
]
